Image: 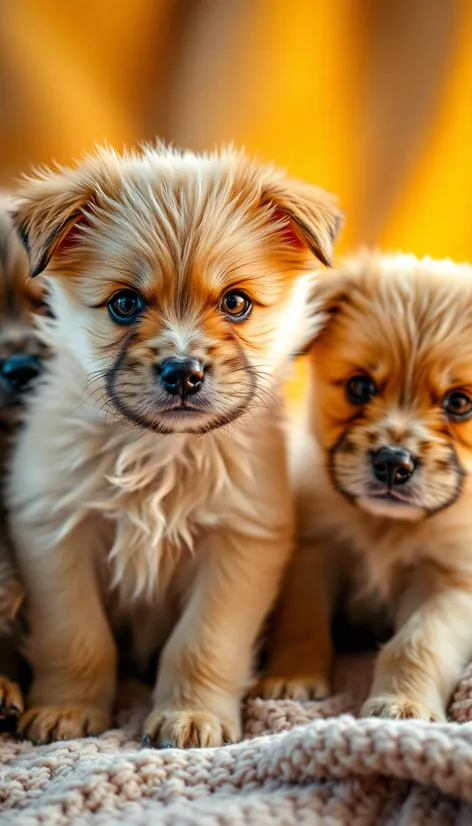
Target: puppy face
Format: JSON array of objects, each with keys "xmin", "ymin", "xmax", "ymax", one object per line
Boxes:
[
  {"xmin": 0, "ymin": 193, "xmax": 48, "ymax": 430},
  {"xmin": 310, "ymin": 253, "xmax": 472, "ymax": 521},
  {"xmin": 13, "ymin": 145, "xmax": 341, "ymax": 434}
]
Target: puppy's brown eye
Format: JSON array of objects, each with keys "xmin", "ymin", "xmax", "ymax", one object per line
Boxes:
[
  {"xmin": 346, "ymin": 374, "xmax": 376, "ymax": 405},
  {"xmin": 108, "ymin": 289, "xmax": 145, "ymax": 324},
  {"xmin": 221, "ymin": 290, "xmax": 252, "ymax": 321},
  {"xmin": 443, "ymin": 391, "xmax": 472, "ymax": 421}
]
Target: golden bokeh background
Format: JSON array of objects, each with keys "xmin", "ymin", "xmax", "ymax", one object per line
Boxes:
[{"xmin": 1, "ymin": 0, "xmax": 471, "ymax": 398}]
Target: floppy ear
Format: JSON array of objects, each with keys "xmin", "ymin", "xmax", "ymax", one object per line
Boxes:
[
  {"xmin": 11, "ymin": 167, "xmax": 98, "ymax": 278},
  {"xmin": 261, "ymin": 174, "xmax": 343, "ymax": 268},
  {"xmin": 310, "ymin": 270, "xmax": 351, "ymax": 313},
  {"xmin": 295, "ymin": 270, "xmax": 351, "ymax": 356}
]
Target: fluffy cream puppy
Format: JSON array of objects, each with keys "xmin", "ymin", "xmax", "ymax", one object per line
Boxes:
[
  {"xmin": 261, "ymin": 252, "xmax": 472, "ymax": 722},
  {"xmin": 8, "ymin": 144, "xmax": 341, "ymax": 746}
]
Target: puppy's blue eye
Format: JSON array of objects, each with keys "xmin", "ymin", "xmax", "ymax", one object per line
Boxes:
[
  {"xmin": 443, "ymin": 391, "xmax": 472, "ymax": 421},
  {"xmin": 346, "ymin": 374, "xmax": 376, "ymax": 405},
  {"xmin": 108, "ymin": 289, "xmax": 145, "ymax": 324}
]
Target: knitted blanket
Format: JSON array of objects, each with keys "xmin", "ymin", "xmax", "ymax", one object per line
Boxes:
[{"xmin": 2, "ymin": 654, "xmax": 472, "ymax": 825}]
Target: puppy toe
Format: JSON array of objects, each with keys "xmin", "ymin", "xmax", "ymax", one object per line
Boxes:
[
  {"xmin": 0, "ymin": 675, "xmax": 23, "ymax": 718},
  {"xmin": 143, "ymin": 709, "xmax": 239, "ymax": 749},
  {"xmin": 249, "ymin": 674, "xmax": 330, "ymax": 701},
  {"xmin": 361, "ymin": 695, "xmax": 443, "ymax": 722},
  {"xmin": 19, "ymin": 705, "xmax": 110, "ymax": 744}
]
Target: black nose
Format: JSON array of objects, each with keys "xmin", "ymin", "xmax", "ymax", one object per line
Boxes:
[
  {"xmin": 1, "ymin": 354, "xmax": 42, "ymax": 390},
  {"xmin": 159, "ymin": 358, "xmax": 205, "ymax": 397},
  {"xmin": 372, "ymin": 447, "xmax": 415, "ymax": 486}
]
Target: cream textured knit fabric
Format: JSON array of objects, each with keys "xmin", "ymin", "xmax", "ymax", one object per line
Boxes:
[{"xmin": 2, "ymin": 654, "xmax": 472, "ymax": 824}]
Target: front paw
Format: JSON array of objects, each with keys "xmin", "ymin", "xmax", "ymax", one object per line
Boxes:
[
  {"xmin": 19, "ymin": 705, "xmax": 111, "ymax": 744},
  {"xmin": 143, "ymin": 708, "xmax": 241, "ymax": 748},
  {"xmin": 249, "ymin": 673, "xmax": 330, "ymax": 701},
  {"xmin": 361, "ymin": 695, "xmax": 444, "ymax": 722},
  {"xmin": 0, "ymin": 674, "xmax": 23, "ymax": 719}
]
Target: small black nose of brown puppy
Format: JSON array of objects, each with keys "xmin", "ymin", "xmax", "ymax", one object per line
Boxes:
[
  {"xmin": 372, "ymin": 447, "xmax": 415, "ymax": 486},
  {"xmin": 1, "ymin": 354, "xmax": 42, "ymax": 390},
  {"xmin": 159, "ymin": 358, "xmax": 205, "ymax": 397}
]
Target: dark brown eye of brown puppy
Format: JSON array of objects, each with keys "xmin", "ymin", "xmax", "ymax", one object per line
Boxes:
[
  {"xmin": 443, "ymin": 390, "xmax": 472, "ymax": 421},
  {"xmin": 221, "ymin": 290, "xmax": 252, "ymax": 321},
  {"xmin": 108, "ymin": 289, "xmax": 145, "ymax": 325},
  {"xmin": 346, "ymin": 374, "xmax": 376, "ymax": 405}
]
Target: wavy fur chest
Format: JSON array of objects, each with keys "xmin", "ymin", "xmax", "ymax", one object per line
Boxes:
[{"xmin": 33, "ymin": 418, "xmax": 252, "ymax": 608}]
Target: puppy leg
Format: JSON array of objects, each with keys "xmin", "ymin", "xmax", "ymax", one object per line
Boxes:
[
  {"xmin": 0, "ymin": 639, "xmax": 23, "ymax": 720},
  {"xmin": 144, "ymin": 529, "xmax": 290, "ymax": 748},
  {"xmin": 362, "ymin": 564, "xmax": 472, "ymax": 721},
  {"xmin": 251, "ymin": 540, "xmax": 338, "ymax": 700},
  {"xmin": 14, "ymin": 522, "xmax": 116, "ymax": 743},
  {"xmin": 0, "ymin": 534, "xmax": 26, "ymax": 721},
  {"xmin": 0, "ymin": 537, "xmax": 25, "ymax": 633}
]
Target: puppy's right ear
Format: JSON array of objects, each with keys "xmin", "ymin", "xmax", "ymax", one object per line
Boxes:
[
  {"xmin": 12, "ymin": 167, "xmax": 97, "ymax": 278},
  {"xmin": 311, "ymin": 271, "xmax": 351, "ymax": 315},
  {"xmin": 296, "ymin": 270, "xmax": 351, "ymax": 356}
]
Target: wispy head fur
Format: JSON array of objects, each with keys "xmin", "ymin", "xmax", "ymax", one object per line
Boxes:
[
  {"xmin": 13, "ymin": 143, "xmax": 342, "ymax": 436},
  {"xmin": 309, "ymin": 251, "xmax": 472, "ymax": 520}
]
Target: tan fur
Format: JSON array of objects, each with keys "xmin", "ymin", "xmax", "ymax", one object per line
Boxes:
[
  {"xmin": 8, "ymin": 143, "xmax": 341, "ymax": 746},
  {"xmin": 261, "ymin": 252, "xmax": 472, "ymax": 721},
  {"xmin": 0, "ymin": 192, "xmax": 50, "ymax": 719},
  {"xmin": 0, "ymin": 190, "xmax": 43, "ymax": 629}
]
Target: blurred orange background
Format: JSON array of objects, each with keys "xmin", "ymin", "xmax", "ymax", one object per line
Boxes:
[{"xmin": 1, "ymin": 0, "xmax": 471, "ymax": 396}]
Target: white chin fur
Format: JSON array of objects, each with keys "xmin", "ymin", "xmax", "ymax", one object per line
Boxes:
[
  {"xmin": 357, "ymin": 496, "xmax": 426, "ymax": 522},
  {"xmin": 154, "ymin": 412, "xmax": 214, "ymax": 433}
]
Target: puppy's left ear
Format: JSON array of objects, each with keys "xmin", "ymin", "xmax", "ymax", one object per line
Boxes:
[{"xmin": 262, "ymin": 174, "xmax": 343, "ymax": 268}]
